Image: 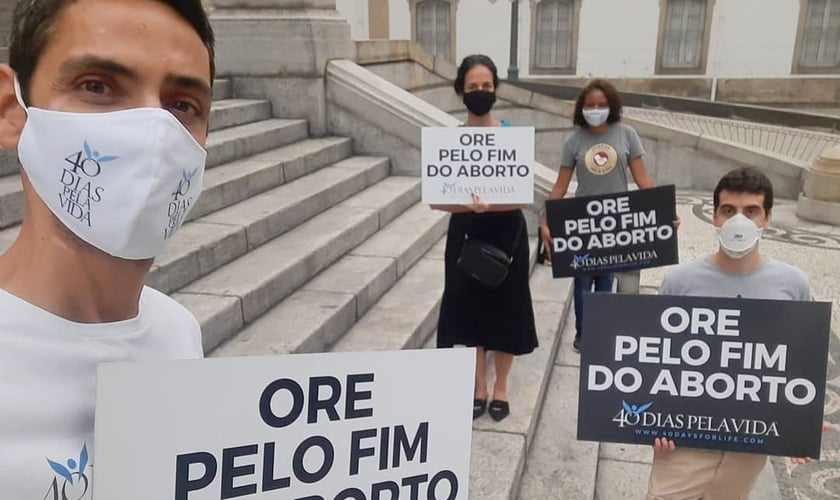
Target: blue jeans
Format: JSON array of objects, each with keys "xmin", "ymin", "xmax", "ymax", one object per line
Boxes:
[{"xmin": 574, "ymin": 274, "xmax": 614, "ymax": 337}]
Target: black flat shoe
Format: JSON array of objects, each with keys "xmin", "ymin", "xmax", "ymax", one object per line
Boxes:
[
  {"xmin": 473, "ymin": 398, "xmax": 487, "ymax": 419},
  {"xmin": 488, "ymin": 400, "xmax": 510, "ymax": 421}
]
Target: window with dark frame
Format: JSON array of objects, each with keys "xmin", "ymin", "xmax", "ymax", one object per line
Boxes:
[
  {"xmin": 660, "ymin": 0, "xmax": 707, "ymax": 70},
  {"xmin": 534, "ymin": 0, "xmax": 575, "ymax": 69},
  {"xmin": 798, "ymin": 0, "xmax": 840, "ymax": 70},
  {"xmin": 416, "ymin": 0, "xmax": 452, "ymax": 61}
]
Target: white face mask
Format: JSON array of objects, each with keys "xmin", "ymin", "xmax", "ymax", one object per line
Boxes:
[
  {"xmin": 715, "ymin": 213, "xmax": 763, "ymax": 259},
  {"xmin": 582, "ymin": 108, "xmax": 610, "ymax": 127},
  {"xmin": 14, "ymin": 78, "xmax": 207, "ymax": 260}
]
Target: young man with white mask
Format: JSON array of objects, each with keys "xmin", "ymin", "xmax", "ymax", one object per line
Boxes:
[
  {"xmin": 645, "ymin": 167, "xmax": 813, "ymax": 499},
  {"xmin": 0, "ymin": 0, "xmax": 214, "ymax": 497}
]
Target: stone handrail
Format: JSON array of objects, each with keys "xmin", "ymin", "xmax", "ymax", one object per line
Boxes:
[{"xmin": 511, "ymin": 79, "xmax": 840, "ymax": 133}]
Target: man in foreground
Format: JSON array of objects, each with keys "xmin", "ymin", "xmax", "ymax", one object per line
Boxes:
[
  {"xmin": 646, "ymin": 167, "xmax": 815, "ymax": 499},
  {"xmin": 0, "ymin": 0, "xmax": 215, "ymax": 496}
]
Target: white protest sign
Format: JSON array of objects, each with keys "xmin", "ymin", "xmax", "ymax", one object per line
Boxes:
[
  {"xmin": 421, "ymin": 126, "xmax": 535, "ymax": 205},
  {"xmin": 92, "ymin": 349, "xmax": 475, "ymax": 500}
]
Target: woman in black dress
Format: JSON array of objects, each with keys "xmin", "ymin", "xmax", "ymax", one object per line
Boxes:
[{"xmin": 432, "ymin": 55, "xmax": 538, "ymax": 422}]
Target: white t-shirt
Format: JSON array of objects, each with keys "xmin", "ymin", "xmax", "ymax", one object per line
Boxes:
[{"xmin": 0, "ymin": 286, "xmax": 203, "ymax": 500}]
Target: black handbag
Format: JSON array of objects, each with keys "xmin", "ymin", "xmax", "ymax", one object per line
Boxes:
[{"xmin": 456, "ymin": 219, "xmax": 523, "ymax": 289}]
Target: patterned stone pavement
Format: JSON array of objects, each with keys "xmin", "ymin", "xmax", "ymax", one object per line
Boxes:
[
  {"xmin": 641, "ymin": 192, "xmax": 840, "ymax": 500},
  {"xmin": 624, "ymin": 108, "xmax": 840, "ymax": 165}
]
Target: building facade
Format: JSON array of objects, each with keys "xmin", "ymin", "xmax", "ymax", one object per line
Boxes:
[
  {"xmin": 0, "ymin": 2, "xmax": 12, "ymax": 59},
  {"xmin": 337, "ymin": 0, "xmax": 840, "ymax": 79}
]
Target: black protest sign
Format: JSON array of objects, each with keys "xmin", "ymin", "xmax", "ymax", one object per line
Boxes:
[
  {"xmin": 577, "ymin": 293, "xmax": 832, "ymax": 458},
  {"xmin": 546, "ymin": 186, "xmax": 678, "ymax": 277}
]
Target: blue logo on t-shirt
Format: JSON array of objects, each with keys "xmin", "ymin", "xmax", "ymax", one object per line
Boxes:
[{"xmin": 44, "ymin": 444, "xmax": 91, "ymax": 500}]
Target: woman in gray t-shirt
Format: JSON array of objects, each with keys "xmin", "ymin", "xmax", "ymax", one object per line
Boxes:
[{"xmin": 539, "ymin": 79, "xmax": 657, "ymax": 353}]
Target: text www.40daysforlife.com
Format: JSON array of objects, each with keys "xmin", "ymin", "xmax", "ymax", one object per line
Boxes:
[{"xmin": 634, "ymin": 428, "xmax": 766, "ymax": 446}]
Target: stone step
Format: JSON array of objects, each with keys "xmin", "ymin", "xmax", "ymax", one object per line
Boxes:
[
  {"xmin": 0, "ymin": 173, "xmax": 22, "ymax": 230},
  {"xmin": 213, "ymin": 79, "xmax": 233, "ymax": 101},
  {"xmin": 330, "ymin": 233, "xmax": 540, "ymax": 355},
  {"xmin": 205, "ymin": 118, "xmax": 308, "ymax": 169},
  {"xmin": 208, "ymin": 98, "xmax": 272, "ymax": 132},
  {"xmin": 0, "ymin": 137, "xmax": 355, "ymax": 252},
  {"xmin": 518, "ymin": 312, "xmax": 597, "ymax": 500},
  {"xmin": 212, "ymin": 202, "xmax": 448, "ymax": 357},
  {"xmin": 469, "ymin": 267, "xmax": 572, "ymax": 500},
  {"xmin": 187, "ymin": 137, "xmax": 352, "ymax": 222},
  {"xmin": 0, "ymin": 154, "xmax": 379, "ymax": 289},
  {"xmin": 382, "ymin": 237, "xmax": 562, "ymax": 500},
  {"xmin": 0, "ymin": 150, "xmax": 17, "ymax": 178},
  {"xmin": 147, "ymin": 155, "xmax": 388, "ymax": 295},
  {"xmin": 0, "ymin": 96, "xmax": 265, "ymax": 179},
  {"xmin": 0, "ymin": 226, "xmax": 14, "ymax": 253},
  {"xmin": 0, "ymin": 118, "xmax": 312, "ymax": 230},
  {"xmin": 330, "ymin": 255, "xmax": 444, "ymax": 353},
  {"xmin": 175, "ymin": 175, "xmax": 419, "ymax": 352}
]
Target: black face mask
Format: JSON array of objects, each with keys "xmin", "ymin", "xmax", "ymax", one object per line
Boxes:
[{"xmin": 463, "ymin": 90, "xmax": 496, "ymax": 116}]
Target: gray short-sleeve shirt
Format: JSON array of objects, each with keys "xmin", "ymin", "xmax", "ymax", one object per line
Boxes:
[
  {"xmin": 659, "ymin": 256, "xmax": 811, "ymax": 301},
  {"xmin": 561, "ymin": 122, "xmax": 645, "ymax": 197}
]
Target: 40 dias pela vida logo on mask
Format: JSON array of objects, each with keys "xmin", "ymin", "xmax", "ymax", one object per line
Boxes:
[{"xmin": 59, "ymin": 140, "xmax": 116, "ymax": 227}]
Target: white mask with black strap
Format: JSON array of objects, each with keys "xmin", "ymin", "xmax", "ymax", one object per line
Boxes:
[
  {"xmin": 14, "ymin": 77, "xmax": 207, "ymax": 260},
  {"xmin": 716, "ymin": 213, "xmax": 763, "ymax": 259}
]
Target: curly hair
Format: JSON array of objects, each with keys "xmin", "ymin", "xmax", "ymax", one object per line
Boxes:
[{"xmin": 573, "ymin": 79, "xmax": 623, "ymax": 128}]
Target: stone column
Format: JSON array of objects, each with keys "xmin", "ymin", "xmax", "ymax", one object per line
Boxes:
[
  {"xmin": 797, "ymin": 144, "xmax": 840, "ymax": 226},
  {"xmin": 209, "ymin": 0, "xmax": 356, "ymax": 136}
]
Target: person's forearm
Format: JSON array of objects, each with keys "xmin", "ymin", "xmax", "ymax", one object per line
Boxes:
[
  {"xmin": 635, "ymin": 173, "xmax": 655, "ymax": 190},
  {"xmin": 629, "ymin": 159, "xmax": 655, "ymax": 189}
]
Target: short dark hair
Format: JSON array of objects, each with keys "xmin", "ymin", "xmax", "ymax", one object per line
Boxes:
[
  {"xmin": 453, "ymin": 54, "xmax": 499, "ymax": 95},
  {"xmin": 573, "ymin": 79, "xmax": 622, "ymax": 128},
  {"xmin": 10, "ymin": 0, "xmax": 215, "ymax": 105},
  {"xmin": 714, "ymin": 167, "xmax": 774, "ymax": 213}
]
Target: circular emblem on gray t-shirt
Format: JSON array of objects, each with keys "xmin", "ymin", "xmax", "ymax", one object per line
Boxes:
[{"xmin": 585, "ymin": 143, "xmax": 618, "ymax": 175}]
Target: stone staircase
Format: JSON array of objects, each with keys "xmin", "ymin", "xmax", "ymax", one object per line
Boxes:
[{"xmin": 0, "ymin": 77, "xmax": 577, "ymax": 498}]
